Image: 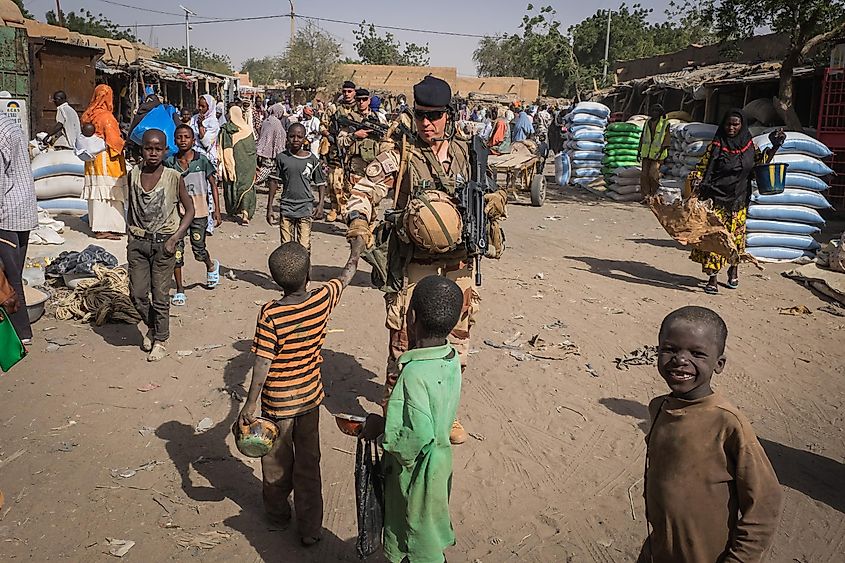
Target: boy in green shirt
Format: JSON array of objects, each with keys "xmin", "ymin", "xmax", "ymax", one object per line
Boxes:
[{"xmin": 362, "ymin": 275, "xmax": 463, "ymax": 563}]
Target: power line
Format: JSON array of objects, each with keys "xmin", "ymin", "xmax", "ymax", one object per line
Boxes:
[
  {"xmin": 91, "ymin": 0, "xmax": 218, "ymax": 20},
  {"xmin": 115, "ymin": 11, "xmax": 487, "ymax": 39}
]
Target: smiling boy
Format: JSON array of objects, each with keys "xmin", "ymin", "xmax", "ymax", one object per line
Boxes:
[{"xmin": 640, "ymin": 306, "xmax": 783, "ymax": 563}]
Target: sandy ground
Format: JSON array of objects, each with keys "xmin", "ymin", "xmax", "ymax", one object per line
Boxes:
[{"xmin": 2, "ymin": 167, "xmax": 844, "ymax": 562}]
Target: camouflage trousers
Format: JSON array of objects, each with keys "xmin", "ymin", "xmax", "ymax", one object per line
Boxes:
[
  {"xmin": 326, "ymin": 166, "xmax": 347, "ymax": 216},
  {"xmin": 383, "ymin": 260, "xmax": 480, "ymax": 403}
]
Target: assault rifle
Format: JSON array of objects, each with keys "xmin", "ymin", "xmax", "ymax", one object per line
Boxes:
[
  {"xmin": 458, "ymin": 135, "xmax": 494, "ymax": 287},
  {"xmin": 335, "ymin": 113, "xmax": 415, "ymax": 143}
]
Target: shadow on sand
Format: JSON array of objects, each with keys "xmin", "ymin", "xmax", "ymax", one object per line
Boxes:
[
  {"xmin": 565, "ymin": 255, "xmax": 702, "ymax": 292},
  {"xmin": 599, "ymin": 397, "xmax": 845, "ymax": 515},
  {"xmin": 155, "ymin": 341, "xmax": 385, "ymax": 561}
]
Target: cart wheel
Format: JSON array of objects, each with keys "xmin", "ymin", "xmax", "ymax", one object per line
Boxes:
[{"xmin": 530, "ymin": 174, "xmax": 546, "ymax": 207}]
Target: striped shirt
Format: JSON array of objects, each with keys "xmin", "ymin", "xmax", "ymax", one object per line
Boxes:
[
  {"xmin": 252, "ymin": 279, "xmax": 343, "ymax": 418},
  {"xmin": 0, "ymin": 113, "xmax": 38, "ymax": 232}
]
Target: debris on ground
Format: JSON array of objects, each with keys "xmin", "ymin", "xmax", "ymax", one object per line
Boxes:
[
  {"xmin": 50, "ymin": 420, "xmax": 77, "ymax": 431},
  {"xmin": 195, "ymin": 344, "xmax": 224, "ymax": 352},
  {"xmin": 53, "ymin": 441, "xmax": 78, "ymax": 453},
  {"xmin": 778, "ymin": 305, "xmax": 813, "ymax": 316},
  {"xmin": 585, "ymin": 364, "xmax": 600, "ymax": 377},
  {"xmin": 615, "ymin": 345, "xmax": 658, "ymax": 370},
  {"xmin": 175, "ymin": 530, "xmax": 231, "ymax": 549},
  {"xmin": 176, "ymin": 350, "xmax": 194, "ymax": 358},
  {"xmin": 195, "ymin": 418, "xmax": 214, "ymax": 433},
  {"xmin": 110, "ymin": 460, "xmax": 163, "ymax": 479},
  {"xmin": 138, "ymin": 426, "xmax": 155, "ymax": 436},
  {"xmin": 468, "ymin": 432, "xmax": 486, "ymax": 441},
  {"xmin": 105, "ymin": 538, "xmax": 135, "ymax": 557},
  {"xmin": 543, "ymin": 319, "xmax": 566, "ymax": 330},
  {"xmin": 136, "ymin": 383, "xmax": 160, "ymax": 392}
]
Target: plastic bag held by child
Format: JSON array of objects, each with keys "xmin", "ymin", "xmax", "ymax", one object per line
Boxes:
[{"xmin": 355, "ymin": 437, "xmax": 384, "ymax": 559}]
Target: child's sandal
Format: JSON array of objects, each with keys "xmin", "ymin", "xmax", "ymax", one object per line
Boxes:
[
  {"xmin": 171, "ymin": 292, "xmax": 187, "ymax": 306},
  {"xmin": 207, "ymin": 259, "xmax": 220, "ymax": 288}
]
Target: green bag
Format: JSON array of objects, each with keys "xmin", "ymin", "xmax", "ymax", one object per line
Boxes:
[
  {"xmin": 606, "ymin": 122, "xmax": 643, "ymax": 134},
  {"xmin": 0, "ymin": 307, "xmax": 26, "ymax": 372}
]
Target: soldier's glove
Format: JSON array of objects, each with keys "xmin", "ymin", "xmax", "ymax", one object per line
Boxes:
[
  {"xmin": 484, "ymin": 189, "xmax": 509, "ymax": 219},
  {"xmin": 346, "ymin": 218, "xmax": 374, "ymax": 248}
]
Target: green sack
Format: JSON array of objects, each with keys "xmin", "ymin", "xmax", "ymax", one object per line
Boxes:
[
  {"xmin": 606, "ymin": 122, "xmax": 643, "ymax": 133},
  {"xmin": 0, "ymin": 307, "xmax": 26, "ymax": 372}
]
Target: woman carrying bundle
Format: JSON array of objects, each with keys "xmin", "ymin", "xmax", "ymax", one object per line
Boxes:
[{"xmin": 689, "ymin": 110, "xmax": 784, "ymax": 294}]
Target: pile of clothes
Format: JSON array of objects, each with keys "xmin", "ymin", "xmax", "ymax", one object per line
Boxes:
[
  {"xmin": 603, "ymin": 121, "xmax": 644, "ymax": 201},
  {"xmin": 746, "ymin": 132, "xmax": 833, "ymax": 262},
  {"xmin": 561, "ymin": 102, "xmax": 611, "ymax": 195}
]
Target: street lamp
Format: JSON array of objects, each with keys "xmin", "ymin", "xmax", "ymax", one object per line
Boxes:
[{"xmin": 179, "ymin": 5, "xmax": 196, "ymax": 68}]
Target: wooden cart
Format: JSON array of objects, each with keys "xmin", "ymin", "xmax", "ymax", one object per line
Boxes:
[{"xmin": 488, "ymin": 142, "xmax": 547, "ymax": 207}]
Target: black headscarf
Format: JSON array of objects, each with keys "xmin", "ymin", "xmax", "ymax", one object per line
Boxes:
[{"xmin": 700, "ymin": 109, "xmax": 757, "ymax": 211}]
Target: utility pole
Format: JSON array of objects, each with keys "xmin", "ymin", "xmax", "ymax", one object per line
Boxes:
[
  {"xmin": 179, "ymin": 5, "xmax": 196, "ymax": 68},
  {"xmin": 55, "ymin": 0, "xmax": 65, "ymax": 26},
  {"xmin": 602, "ymin": 9, "xmax": 612, "ymax": 82},
  {"xmin": 288, "ymin": 1, "xmax": 295, "ymax": 46}
]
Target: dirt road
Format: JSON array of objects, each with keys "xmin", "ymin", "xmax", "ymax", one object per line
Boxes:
[{"xmin": 1, "ymin": 178, "xmax": 843, "ymax": 562}]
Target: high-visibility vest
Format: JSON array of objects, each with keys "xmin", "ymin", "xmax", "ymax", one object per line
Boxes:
[{"xmin": 640, "ymin": 116, "xmax": 670, "ymax": 161}]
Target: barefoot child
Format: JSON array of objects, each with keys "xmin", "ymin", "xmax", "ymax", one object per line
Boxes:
[
  {"xmin": 266, "ymin": 123, "xmax": 326, "ymax": 251},
  {"xmin": 127, "ymin": 129, "xmax": 195, "ymax": 361},
  {"xmin": 238, "ymin": 237, "xmax": 364, "ymax": 546},
  {"xmin": 362, "ymin": 275, "xmax": 464, "ymax": 563},
  {"xmin": 165, "ymin": 124, "xmax": 222, "ymax": 305},
  {"xmin": 640, "ymin": 306, "xmax": 782, "ymax": 563}
]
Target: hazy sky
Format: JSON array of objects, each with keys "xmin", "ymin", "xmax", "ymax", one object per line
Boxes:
[{"xmin": 22, "ymin": 0, "xmax": 676, "ymax": 76}]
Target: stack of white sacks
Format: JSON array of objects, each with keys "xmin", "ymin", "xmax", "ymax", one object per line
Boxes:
[
  {"xmin": 659, "ymin": 123, "xmax": 717, "ymax": 202},
  {"xmin": 562, "ymin": 102, "xmax": 610, "ymax": 194},
  {"xmin": 746, "ymin": 132, "xmax": 833, "ymax": 262}
]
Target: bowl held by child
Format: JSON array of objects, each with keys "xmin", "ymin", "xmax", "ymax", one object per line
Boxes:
[{"xmin": 232, "ymin": 417, "xmax": 280, "ymax": 458}]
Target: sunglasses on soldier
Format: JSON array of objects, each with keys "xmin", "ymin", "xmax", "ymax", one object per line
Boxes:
[{"xmin": 413, "ymin": 109, "xmax": 446, "ymax": 121}]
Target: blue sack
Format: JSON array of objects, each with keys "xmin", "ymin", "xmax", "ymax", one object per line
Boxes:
[
  {"xmin": 746, "ymin": 246, "xmax": 817, "ymax": 262},
  {"xmin": 571, "ymin": 102, "xmax": 611, "ymax": 118},
  {"xmin": 751, "ymin": 189, "xmax": 831, "ymax": 210},
  {"xmin": 745, "ymin": 219, "xmax": 821, "ymax": 236},
  {"xmin": 570, "ymin": 150, "xmax": 604, "ymax": 161},
  {"xmin": 770, "ymin": 154, "xmax": 834, "ymax": 177},
  {"xmin": 747, "ymin": 204, "xmax": 825, "ymax": 225},
  {"xmin": 754, "ymin": 132, "xmax": 833, "ymax": 158},
  {"xmin": 130, "ymin": 104, "xmax": 178, "ymax": 155},
  {"xmin": 746, "ymin": 233, "xmax": 821, "ymax": 251},
  {"xmin": 554, "ymin": 152, "xmax": 570, "ymax": 186}
]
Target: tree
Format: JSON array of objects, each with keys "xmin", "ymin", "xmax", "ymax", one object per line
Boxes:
[
  {"xmin": 569, "ymin": 3, "xmax": 710, "ymax": 90},
  {"xmin": 279, "ymin": 21, "xmax": 342, "ymax": 90},
  {"xmin": 45, "ymin": 9, "xmax": 136, "ymax": 41},
  {"xmin": 157, "ymin": 47, "xmax": 233, "ymax": 74},
  {"xmin": 683, "ymin": 0, "xmax": 845, "ymax": 129},
  {"xmin": 474, "ymin": 4, "xmax": 711, "ymax": 97},
  {"xmin": 353, "ymin": 22, "xmax": 430, "ymax": 66},
  {"xmin": 473, "ymin": 5, "xmax": 577, "ymax": 97},
  {"xmin": 12, "ymin": 0, "xmax": 32, "ymax": 19},
  {"xmin": 241, "ymin": 57, "xmax": 282, "ymax": 86}
]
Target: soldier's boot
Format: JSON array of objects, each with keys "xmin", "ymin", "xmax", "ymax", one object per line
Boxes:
[
  {"xmin": 326, "ymin": 209, "xmax": 338, "ymax": 223},
  {"xmin": 450, "ymin": 420, "xmax": 467, "ymax": 445}
]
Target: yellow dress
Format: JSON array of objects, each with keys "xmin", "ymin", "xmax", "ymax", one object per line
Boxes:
[{"xmin": 82, "ymin": 148, "xmax": 128, "ymax": 233}]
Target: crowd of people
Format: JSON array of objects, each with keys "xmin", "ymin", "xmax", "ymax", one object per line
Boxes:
[{"xmin": 0, "ymin": 73, "xmax": 790, "ymax": 563}]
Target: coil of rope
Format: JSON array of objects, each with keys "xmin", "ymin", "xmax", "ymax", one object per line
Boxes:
[{"xmin": 53, "ymin": 265, "xmax": 141, "ymax": 325}]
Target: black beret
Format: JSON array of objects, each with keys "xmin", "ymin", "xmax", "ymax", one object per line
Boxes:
[
  {"xmin": 414, "ymin": 75, "xmax": 451, "ymax": 109},
  {"xmin": 355, "ymin": 88, "xmax": 370, "ymax": 99},
  {"xmin": 342, "ymin": 80, "xmax": 356, "ymax": 90}
]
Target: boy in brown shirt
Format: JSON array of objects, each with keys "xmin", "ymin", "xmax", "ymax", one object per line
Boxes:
[{"xmin": 640, "ymin": 306, "xmax": 782, "ymax": 563}]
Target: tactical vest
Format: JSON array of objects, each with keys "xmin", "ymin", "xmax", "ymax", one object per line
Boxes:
[
  {"xmin": 349, "ymin": 110, "xmax": 380, "ymax": 164},
  {"xmin": 640, "ymin": 116, "xmax": 670, "ymax": 161},
  {"xmin": 398, "ymin": 138, "xmax": 470, "ymax": 210},
  {"xmin": 326, "ymin": 102, "xmax": 358, "ymax": 166}
]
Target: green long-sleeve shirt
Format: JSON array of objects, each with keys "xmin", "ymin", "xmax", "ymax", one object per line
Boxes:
[{"xmin": 382, "ymin": 344, "xmax": 462, "ymax": 563}]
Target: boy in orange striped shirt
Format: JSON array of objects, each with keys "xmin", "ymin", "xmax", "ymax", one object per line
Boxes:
[{"xmin": 239, "ymin": 238, "xmax": 364, "ymax": 545}]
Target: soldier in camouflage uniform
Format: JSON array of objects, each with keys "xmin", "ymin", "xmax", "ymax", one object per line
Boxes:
[
  {"xmin": 319, "ymin": 81, "xmax": 359, "ymax": 222},
  {"xmin": 345, "ymin": 76, "xmax": 509, "ymax": 445}
]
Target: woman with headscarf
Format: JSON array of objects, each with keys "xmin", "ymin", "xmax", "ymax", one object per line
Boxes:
[
  {"xmin": 216, "ymin": 101, "xmax": 227, "ymax": 126},
  {"xmin": 255, "ymin": 103, "xmax": 287, "ymax": 185},
  {"xmin": 218, "ymin": 105, "xmax": 257, "ymax": 225},
  {"xmin": 689, "ymin": 110, "xmax": 785, "ymax": 294},
  {"xmin": 81, "ymin": 84, "xmax": 128, "ymax": 240},
  {"xmin": 191, "ymin": 94, "xmax": 220, "ymax": 167}
]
